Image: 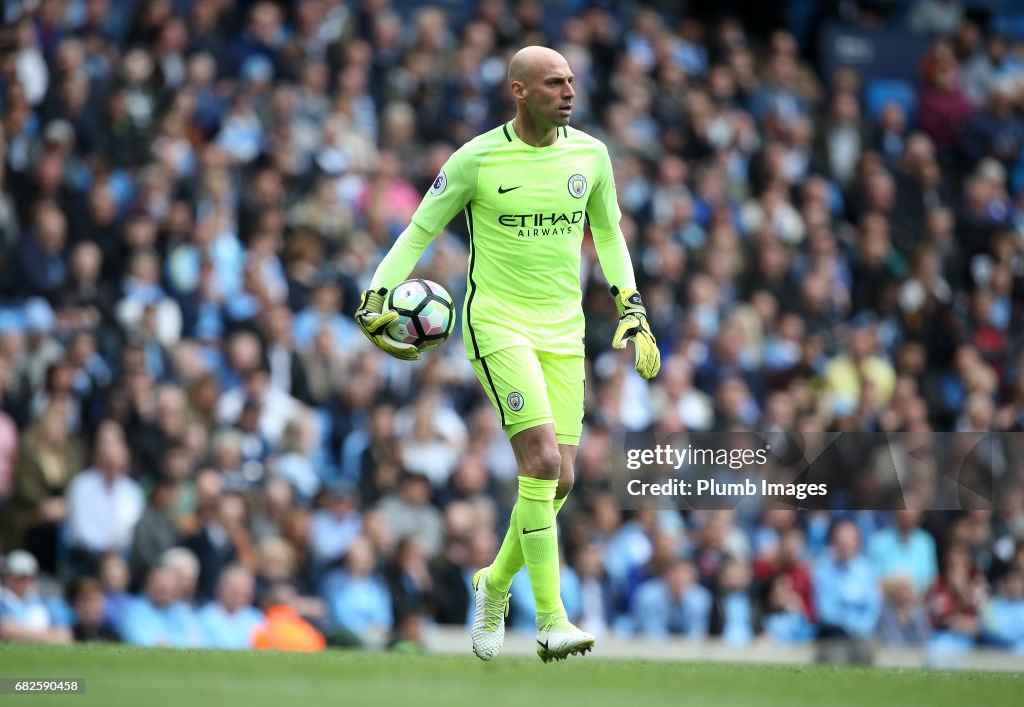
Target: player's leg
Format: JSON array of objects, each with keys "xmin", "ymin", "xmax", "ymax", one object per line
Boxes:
[
  {"xmin": 468, "ymin": 347, "xmax": 555, "ymax": 660},
  {"xmin": 532, "ymin": 352, "xmax": 593, "ymax": 661},
  {"xmin": 484, "ymin": 440, "xmax": 576, "ymax": 613},
  {"xmin": 554, "ymin": 444, "xmax": 575, "ymax": 511},
  {"xmin": 487, "ymin": 351, "xmax": 583, "ymax": 598},
  {"xmin": 506, "ymin": 421, "xmax": 565, "ymax": 629}
]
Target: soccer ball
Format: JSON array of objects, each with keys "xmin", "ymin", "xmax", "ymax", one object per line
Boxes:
[{"xmin": 386, "ymin": 279, "xmax": 456, "ymax": 352}]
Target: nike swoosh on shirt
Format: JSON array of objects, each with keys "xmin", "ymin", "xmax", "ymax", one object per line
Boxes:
[{"xmin": 498, "ymin": 185, "xmax": 522, "ymax": 194}]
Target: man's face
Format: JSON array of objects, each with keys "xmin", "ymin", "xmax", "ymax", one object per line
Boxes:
[
  {"xmin": 895, "ymin": 510, "xmax": 921, "ymax": 532},
  {"xmin": 1005, "ymin": 572, "xmax": 1024, "ymax": 600},
  {"xmin": 219, "ymin": 574, "xmax": 253, "ymax": 613},
  {"xmin": 74, "ymin": 592, "xmax": 105, "ymax": 627},
  {"xmin": 147, "ymin": 569, "xmax": 176, "ymax": 607},
  {"xmin": 666, "ymin": 562, "xmax": 695, "ymax": 598},
  {"xmin": 3, "ymin": 573, "xmax": 35, "ymax": 599},
  {"xmin": 833, "ymin": 523, "xmax": 860, "ymax": 562},
  {"xmin": 515, "ymin": 58, "xmax": 575, "ymax": 129}
]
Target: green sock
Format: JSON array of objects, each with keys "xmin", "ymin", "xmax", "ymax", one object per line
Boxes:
[
  {"xmin": 487, "ymin": 500, "xmax": 522, "ymax": 597},
  {"xmin": 488, "ymin": 491, "xmax": 571, "ymax": 596},
  {"xmin": 552, "ymin": 494, "xmax": 568, "ymax": 515},
  {"xmin": 516, "ymin": 476, "xmax": 564, "ymax": 622}
]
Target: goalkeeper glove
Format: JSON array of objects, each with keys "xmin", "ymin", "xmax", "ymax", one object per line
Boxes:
[
  {"xmin": 355, "ymin": 288, "xmax": 421, "ymax": 361},
  {"xmin": 611, "ymin": 286, "xmax": 660, "ymax": 379}
]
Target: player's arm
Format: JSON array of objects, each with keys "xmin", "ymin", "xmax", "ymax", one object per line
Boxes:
[
  {"xmin": 587, "ymin": 145, "xmax": 660, "ymax": 379},
  {"xmin": 355, "ymin": 222, "xmax": 437, "ymax": 361},
  {"xmin": 356, "ymin": 154, "xmax": 474, "ymax": 360}
]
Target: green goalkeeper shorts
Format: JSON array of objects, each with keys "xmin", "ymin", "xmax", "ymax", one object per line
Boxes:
[{"xmin": 470, "ymin": 347, "xmax": 584, "ymax": 446}]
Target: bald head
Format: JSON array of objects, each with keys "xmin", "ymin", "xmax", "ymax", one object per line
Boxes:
[
  {"xmin": 507, "ymin": 45, "xmax": 576, "ymax": 143},
  {"xmin": 508, "ymin": 45, "xmax": 570, "ymax": 85}
]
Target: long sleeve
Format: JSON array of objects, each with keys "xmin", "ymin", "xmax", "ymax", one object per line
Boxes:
[
  {"xmin": 586, "ymin": 144, "xmax": 636, "ymax": 292},
  {"xmin": 12, "ymin": 456, "xmax": 51, "ymax": 509},
  {"xmin": 591, "ymin": 225, "xmax": 636, "ymax": 292},
  {"xmin": 369, "ymin": 144, "xmax": 481, "ymax": 291},
  {"xmin": 368, "ymin": 222, "xmax": 440, "ymax": 291}
]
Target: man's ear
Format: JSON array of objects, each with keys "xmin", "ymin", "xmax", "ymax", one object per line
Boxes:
[{"xmin": 510, "ymin": 79, "xmax": 527, "ymax": 101}]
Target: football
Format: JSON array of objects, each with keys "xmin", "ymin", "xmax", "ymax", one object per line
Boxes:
[{"xmin": 386, "ymin": 279, "xmax": 456, "ymax": 352}]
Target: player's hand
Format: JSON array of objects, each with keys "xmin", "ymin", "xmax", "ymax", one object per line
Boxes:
[
  {"xmin": 611, "ymin": 287, "xmax": 660, "ymax": 379},
  {"xmin": 355, "ymin": 288, "xmax": 421, "ymax": 361}
]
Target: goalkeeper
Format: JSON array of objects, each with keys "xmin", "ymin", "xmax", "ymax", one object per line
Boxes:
[{"xmin": 355, "ymin": 45, "xmax": 659, "ymax": 662}]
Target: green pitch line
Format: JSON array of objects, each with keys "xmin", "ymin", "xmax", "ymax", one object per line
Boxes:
[{"xmin": 0, "ymin": 643, "xmax": 1020, "ymax": 707}]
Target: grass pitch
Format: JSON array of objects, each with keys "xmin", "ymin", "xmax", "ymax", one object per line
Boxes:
[{"xmin": 0, "ymin": 643, "xmax": 1020, "ymax": 707}]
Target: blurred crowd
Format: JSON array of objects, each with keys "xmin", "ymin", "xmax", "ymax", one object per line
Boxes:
[{"xmin": 2, "ymin": 0, "xmax": 1024, "ymax": 657}]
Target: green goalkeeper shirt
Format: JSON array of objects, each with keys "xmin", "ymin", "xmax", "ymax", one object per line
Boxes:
[{"xmin": 370, "ymin": 121, "xmax": 636, "ymax": 360}]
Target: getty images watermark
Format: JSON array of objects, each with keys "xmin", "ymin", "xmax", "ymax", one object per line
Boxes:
[
  {"xmin": 612, "ymin": 431, "xmax": 1024, "ymax": 510},
  {"xmin": 625, "ymin": 443, "xmax": 828, "ymax": 501}
]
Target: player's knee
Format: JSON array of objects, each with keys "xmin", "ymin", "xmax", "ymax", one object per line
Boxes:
[{"xmin": 523, "ymin": 446, "xmax": 562, "ymax": 480}]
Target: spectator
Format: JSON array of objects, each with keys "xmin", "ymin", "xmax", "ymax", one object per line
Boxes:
[
  {"xmin": 813, "ymin": 520, "xmax": 882, "ymax": 640},
  {"xmin": 817, "ymin": 90, "xmax": 867, "ymax": 187},
  {"xmin": 428, "ymin": 502, "xmax": 477, "ymax": 626},
  {"xmin": 260, "ymin": 304, "xmax": 310, "ymax": 402},
  {"xmin": 962, "ymin": 34, "xmax": 1013, "ymax": 108},
  {"xmin": 0, "ymin": 360, "xmax": 18, "ymax": 503},
  {"xmin": 309, "ymin": 480, "xmax": 362, "ymax": 571},
  {"xmin": 868, "ymin": 510, "xmax": 938, "ymax": 594},
  {"xmin": 254, "ymin": 536, "xmax": 326, "ymax": 623},
  {"xmin": 0, "ymin": 550, "xmax": 72, "ymax": 644},
  {"xmin": 292, "ymin": 279, "xmax": 360, "ymax": 353},
  {"xmin": 97, "ymin": 552, "xmax": 132, "ymax": 633},
  {"xmin": 762, "ymin": 574, "xmax": 815, "ymax": 645},
  {"xmin": 185, "ymin": 492, "xmax": 255, "ymax": 602},
  {"xmin": 297, "ymin": 326, "xmax": 349, "ymax": 408},
  {"xmin": 218, "ymin": 365, "xmax": 304, "ymax": 448},
  {"xmin": 877, "ymin": 575, "xmax": 931, "ymax": 646},
  {"xmin": 917, "ymin": 45, "xmax": 973, "ymax": 154},
  {"xmin": 376, "ymin": 473, "xmax": 445, "ymax": 559},
  {"xmin": 384, "ymin": 537, "xmax": 435, "ymax": 622},
  {"xmin": 925, "ymin": 543, "xmax": 987, "ymax": 646},
  {"xmin": 393, "ymin": 390, "xmax": 469, "ymax": 489},
  {"xmin": 160, "ymin": 547, "xmax": 202, "ymax": 608},
  {"xmin": 0, "ymin": 405, "xmax": 82, "ymax": 574},
  {"xmin": 908, "ymin": 1, "xmax": 963, "ymax": 37},
  {"xmin": 961, "ymin": 81, "xmax": 1024, "ymax": 172},
  {"xmin": 66, "ymin": 421, "xmax": 145, "ymax": 574},
  {"xmin": 753, "ymin": 525, "xmax": 815, "ymax": 622},
  {"xmin": 980, "ymin": 567, "xmax": 1024, "ymax": 651},
  {"xmin": 250, "ymin": 478, "xmax": 298, "ymax": 543},
  {"xmin": 53, "ymin": 241, "xmax": 117, "ymax": 344},
  {"xmin": 710, "ymin": 557, "xmax": 759, "ymax": 645},
  {"xmin": 131, "ymin": 476, "xmax": 183, "ymax": 580},
  {"xmin": 252, "ymin": 582, "xmax": 326, "ymax": 652},
  {"xmin": 119, "ymin": 565, "xmax": 204, "ymax": 647},
  {"xmin": 572, "ymin": 543, "xmax": 616, "ymax": 639},
  {"xmin": 68, "ymin": 576, "xmax": 118, "ymax": 642},
  {"xmin": 17, "ymin": 201, "xmax": 69, "ymax": 298},
  {"xmin": 824, "ymin": 314, "xmax": 896, "ymax": 414},
  {"xmin": 270, "ymin": 416, "xmax": 321, "ymax": 505},
  {"xmin": 320, "ymin": 536, "xmax": 393, "ymax": 645},
  {"xmin": 198, "ymin": 565, "xmax": 265, "ymax": 649},
  {"xmin": 632, "ymin": 559, "xmax": 712, "ymax": 640}
]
